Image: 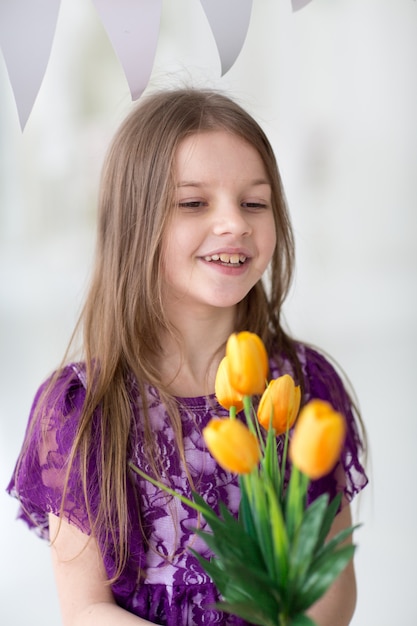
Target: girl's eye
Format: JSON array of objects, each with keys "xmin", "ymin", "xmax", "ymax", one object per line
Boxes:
[
  {"xmin": 178, "ymin": 201, "xmax": 207, "ymax": 209},
  {"xmin": 242, "ymin": 202, "xmax": 268, "ymax": 209}
]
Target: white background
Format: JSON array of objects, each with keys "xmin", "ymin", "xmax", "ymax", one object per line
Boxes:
[{"xmin": 1, "ymin": 0, "xmax": 416, "ymax": 624}]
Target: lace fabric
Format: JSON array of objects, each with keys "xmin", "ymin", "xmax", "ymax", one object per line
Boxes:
[{"xmin": 7, "ymin": 344, "xmax": 368, "ymax": 626}]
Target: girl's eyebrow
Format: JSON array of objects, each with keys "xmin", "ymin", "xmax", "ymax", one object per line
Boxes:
[
  {"xmin": 248, "ymin": 179, "xmax": 271, "ymax": 187},
  {"xmin": 176, "ymin": 181, "xmax": 204, "ymax": 188},
  {"xmin": 176, "ymin": 179, "xmax": 271, "ymax": 188}
]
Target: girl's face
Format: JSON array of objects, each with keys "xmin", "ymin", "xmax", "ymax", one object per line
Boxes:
[{"xmin": 162, "ymin": 130, "xmax": 277, "ymax": 317}]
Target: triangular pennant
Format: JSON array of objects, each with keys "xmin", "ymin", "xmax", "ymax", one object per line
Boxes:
[
  {"xmin": 92, "ymin": 0, "xmax": 163, "ymax": 100},
  {"xmin": 0, "ymin": 0, "xmax": 61, "ymax": 130},
  {"xmin": 291, "ymin": 0, "xmax": 314, "ymax": 11},
  {"xmin": 200, "ymin": 0, "xmax": 253, "ymax": 75}
]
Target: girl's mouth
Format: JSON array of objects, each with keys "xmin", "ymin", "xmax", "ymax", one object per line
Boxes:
[{"xmin": 203, "ymin": 253, "xmax": 247, "ymax": 266}]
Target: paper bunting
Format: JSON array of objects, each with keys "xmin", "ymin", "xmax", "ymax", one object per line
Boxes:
[
  {"xmin": 200, "ymin": 0, "xmax": 253, "ymax": 75},
  {"xmin": 0, "ymin": 0, "xmax": 61, "ymax": 130},
  {"xmin": 291, "ymin": 0, "xmax": 314, "ymax": 10},
  {"xmin": 0, "ymin": 0, "xmax": 361, "ymax": 131},
  {"xmin": 92, "ymin": 0, "xmax": 162, "ymax": 101}
]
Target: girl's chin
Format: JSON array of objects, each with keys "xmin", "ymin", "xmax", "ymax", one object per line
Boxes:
[{"xmin": 205, "ymin": 291, "xmax": 252, "ymax": 310}]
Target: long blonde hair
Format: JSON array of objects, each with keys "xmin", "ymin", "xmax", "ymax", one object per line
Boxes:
[{"xmin": 39, "ymin": 89, "xmax": 298, "ymax": 579}]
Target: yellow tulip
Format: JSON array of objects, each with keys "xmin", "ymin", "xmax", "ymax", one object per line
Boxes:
[
  {"xmin": 215, "ymin": 356, "xmax": 244, "ymax": 413},
  {"xmin": 289, "ymin": 399, "xmax": 346, "ymax": 480},
  {"xmin": 203, "ymin": 418, "xmax": 261, "ymax": 474},
  {"xmin": 257, "ymin": 375, "xmax": 301, "ymax": 435},
  {"xmin": 226, "ymin": 332, "xmax": 268, "ymax": 396}
]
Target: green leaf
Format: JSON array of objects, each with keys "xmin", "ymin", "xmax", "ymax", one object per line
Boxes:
[
  {"xmin": 288, "ymin": 494, "xmax": 329, "ymax": 588},
  {"xmin": 218, "ymin": 500, "xmax": 239, "ymax": 525},
  {"xmin": 190, "ymin": 552, "xmax": 230, "ymax": 591},
  {"xmin": 191, "ymin": 497, "xmax": 267, "ymax": 573},
  {"xmin": 264, "ymin": 478, "xmax": 289, "ymax": 586},
  {"xmin": 238, "ymin": 475, "xmax": 258, "ymax": 538},
  {"xmin": 295, "ymin": 545, "xmax": 356, "ymax": 612},
  {"xmin": 289, "ymin": 614, "xmax": 317, "ymax": 626},
  {"xmin": 285, "ymin": 467, "xmax": 309, "ymax": 542},
  {"xmin": 191, "ymin": 491, "xmax": 219, "ymax": 516},
  {"xmin": 310, "ymin": 524, "xmax": 359, "ymax": 574},
  {"xmin": 214, "ymin": 600, "xmax": 279, "ymax": 626},
  {"xmin": 193, "ymin": 522, "xmax": 263, "ymax": 571},
  {"xmin": 291, "ymin": 522, "xmax": 358, "ymax": 613},
  {"xmin": 314, "ymin": 492, "xmax": 342, "ymax": 548},
  {"xmin": 191, "ymin": 551, "xmax": 282, "ymax": 616},
  {"xmin": 250, "ymin": 472, "xmax": 277, "ymax": 576}
]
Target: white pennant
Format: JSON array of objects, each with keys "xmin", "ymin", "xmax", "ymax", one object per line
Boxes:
[
  {"xmin": 200, "ymin": 0, "xmax": 253, "ymax": 75},
  {"xmin": 291, "ymin": 0, "xmax": 314, "ymax": 11},
  {"xmin": 92, "ymin": 0, "xmax": 163, "ymax": 100},
  {"xmin": 0, "ymin": 0, "xmax": 347, "ymax": 131},
  {"xmin": 0, "ymin": 0, "xmax": 61, "ymax": 130}
]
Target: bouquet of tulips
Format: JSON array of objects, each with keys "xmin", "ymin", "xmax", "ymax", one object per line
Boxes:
[{"xmin": 130, "ymin": 332, "xmax": 357, "ymax": 626}]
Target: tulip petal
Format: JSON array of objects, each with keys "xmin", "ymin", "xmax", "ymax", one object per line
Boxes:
[
  {"xmin": 257, "ymin": 375, "xmax": 300, "ymax": 435},
  {"xmin": 215, "ymin": 356, "xmax": 244, "ymax": 413},
  {"xmin": 289, "ymin": 400, "xmax": 346, "ymax": 480},
  {"xmin": 226, "ymin": 332, "xmax": 268, "ymax": 396},
  {"xmin": 203, "ymin": 418, "xmax": 260, "ymax": 474}
]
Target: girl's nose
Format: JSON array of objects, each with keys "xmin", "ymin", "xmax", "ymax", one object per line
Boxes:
[{"xmin": 212, "ymin": 202, "xmax": 252, "ymax": 237}]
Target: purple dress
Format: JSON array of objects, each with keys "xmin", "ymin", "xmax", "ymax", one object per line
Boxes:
[{"xmin": 7, "ymin": 344, "xmax": 367, "ymax": 625}]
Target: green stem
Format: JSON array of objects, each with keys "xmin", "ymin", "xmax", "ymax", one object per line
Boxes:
[
  {"xmin": 280, "ymin": 425, "xmax": 290, "ymax": 501},
  {"xmin": 243, "ymin": 395, "xmax": 257, "ymax": 436},
  {"xmin": 243, "ymin": 396, "xmax": 265, "ymax": 454},
  {"xmin": 229, "ymin": 405, "xmax": 237, "ymax": 420},
  {"xmin": 243, "ymin": 395, "xmax": 253, "ymax": 427},
  {"xmin": 278, "ymin": 612, "xmax": 289, "ymax": 626},
  {"xmin": 243, "ymin": 395, "xmax": 266, "ymax": 454},
  {"xmin": 128, "ymin": 461, "xmax": 217, "ymax": 522}
]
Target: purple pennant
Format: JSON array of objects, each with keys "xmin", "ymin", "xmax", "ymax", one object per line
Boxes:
[
  {"xmin": 0, "ymin": 0, "xmax": 61, "ymax": 130},
  {"xmin": 92, "ymin": 0, "xmax": 163, "ymax": 100},
  {"xmin": 200, "ymin": 0, "xmax": 253, "ymax": 75}
]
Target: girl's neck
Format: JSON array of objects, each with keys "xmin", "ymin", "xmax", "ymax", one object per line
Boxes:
[{"xmin": 156, "ymin": 307, "xmax": 235, "ymax": 397}]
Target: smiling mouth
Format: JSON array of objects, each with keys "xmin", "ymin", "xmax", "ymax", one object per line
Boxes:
[{"xmin": 203, "ymin": 253, "xmax": 247, "ymax": 266}]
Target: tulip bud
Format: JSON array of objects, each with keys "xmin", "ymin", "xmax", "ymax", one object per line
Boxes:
[
  {"xmin": 226, "ymin": 332, "xmax": 268, "ymax": 396},
  {"xmin": 289, "ymin": 399, "xmax": 346, "ymax": 480},
  {"xmin": 203, "ymin": 418, "xmax": 261, "ymax": 474},
  {"xmin": 215, "ymin": 356, "xmax": 244, "ymax": 413},
  {"xmin": 257, "ymin": 375, "xmax": 301, "ymax": 435}
]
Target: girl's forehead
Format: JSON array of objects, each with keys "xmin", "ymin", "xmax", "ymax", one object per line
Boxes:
[
  {"xmin": 176, "ymin": 129, "xmax": 253, "ymax": 152},
  {"xmin": 174, "ymin": 130, "xmax": 268, "ymax": 182}
]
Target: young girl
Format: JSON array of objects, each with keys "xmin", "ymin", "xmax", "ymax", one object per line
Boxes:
[{"xmin": 7, "ymin": 89, "xmax": 368, "ymax": 626}]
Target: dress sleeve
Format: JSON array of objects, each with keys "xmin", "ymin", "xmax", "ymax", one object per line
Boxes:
[
  {"xmin": 300, "ymin": 345, "xmax": 368, "ymax": 506},
  {"xmin": 6, "ymin": 364, "xmax": 94, "ymax": 540}
]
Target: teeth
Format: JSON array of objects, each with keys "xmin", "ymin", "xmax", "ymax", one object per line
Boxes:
[{"xmin": 204, "ymin": 253, "xmax": 247, "ymax": 264}]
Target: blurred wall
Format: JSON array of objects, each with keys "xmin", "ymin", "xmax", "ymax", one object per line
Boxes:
[{"xmin": 1, "ymin": 0, "xmax": 416, "ymax": 624}]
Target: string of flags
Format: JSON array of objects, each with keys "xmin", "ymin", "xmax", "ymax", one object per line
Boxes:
[{"xmin": 0, "ymin": 0, "xmax": 397, "ymax": 130}]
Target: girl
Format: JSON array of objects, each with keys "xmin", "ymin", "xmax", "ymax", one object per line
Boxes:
[{"xmin": 7, "ymin": 89, "xmax": 368, "ymax": 626}]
